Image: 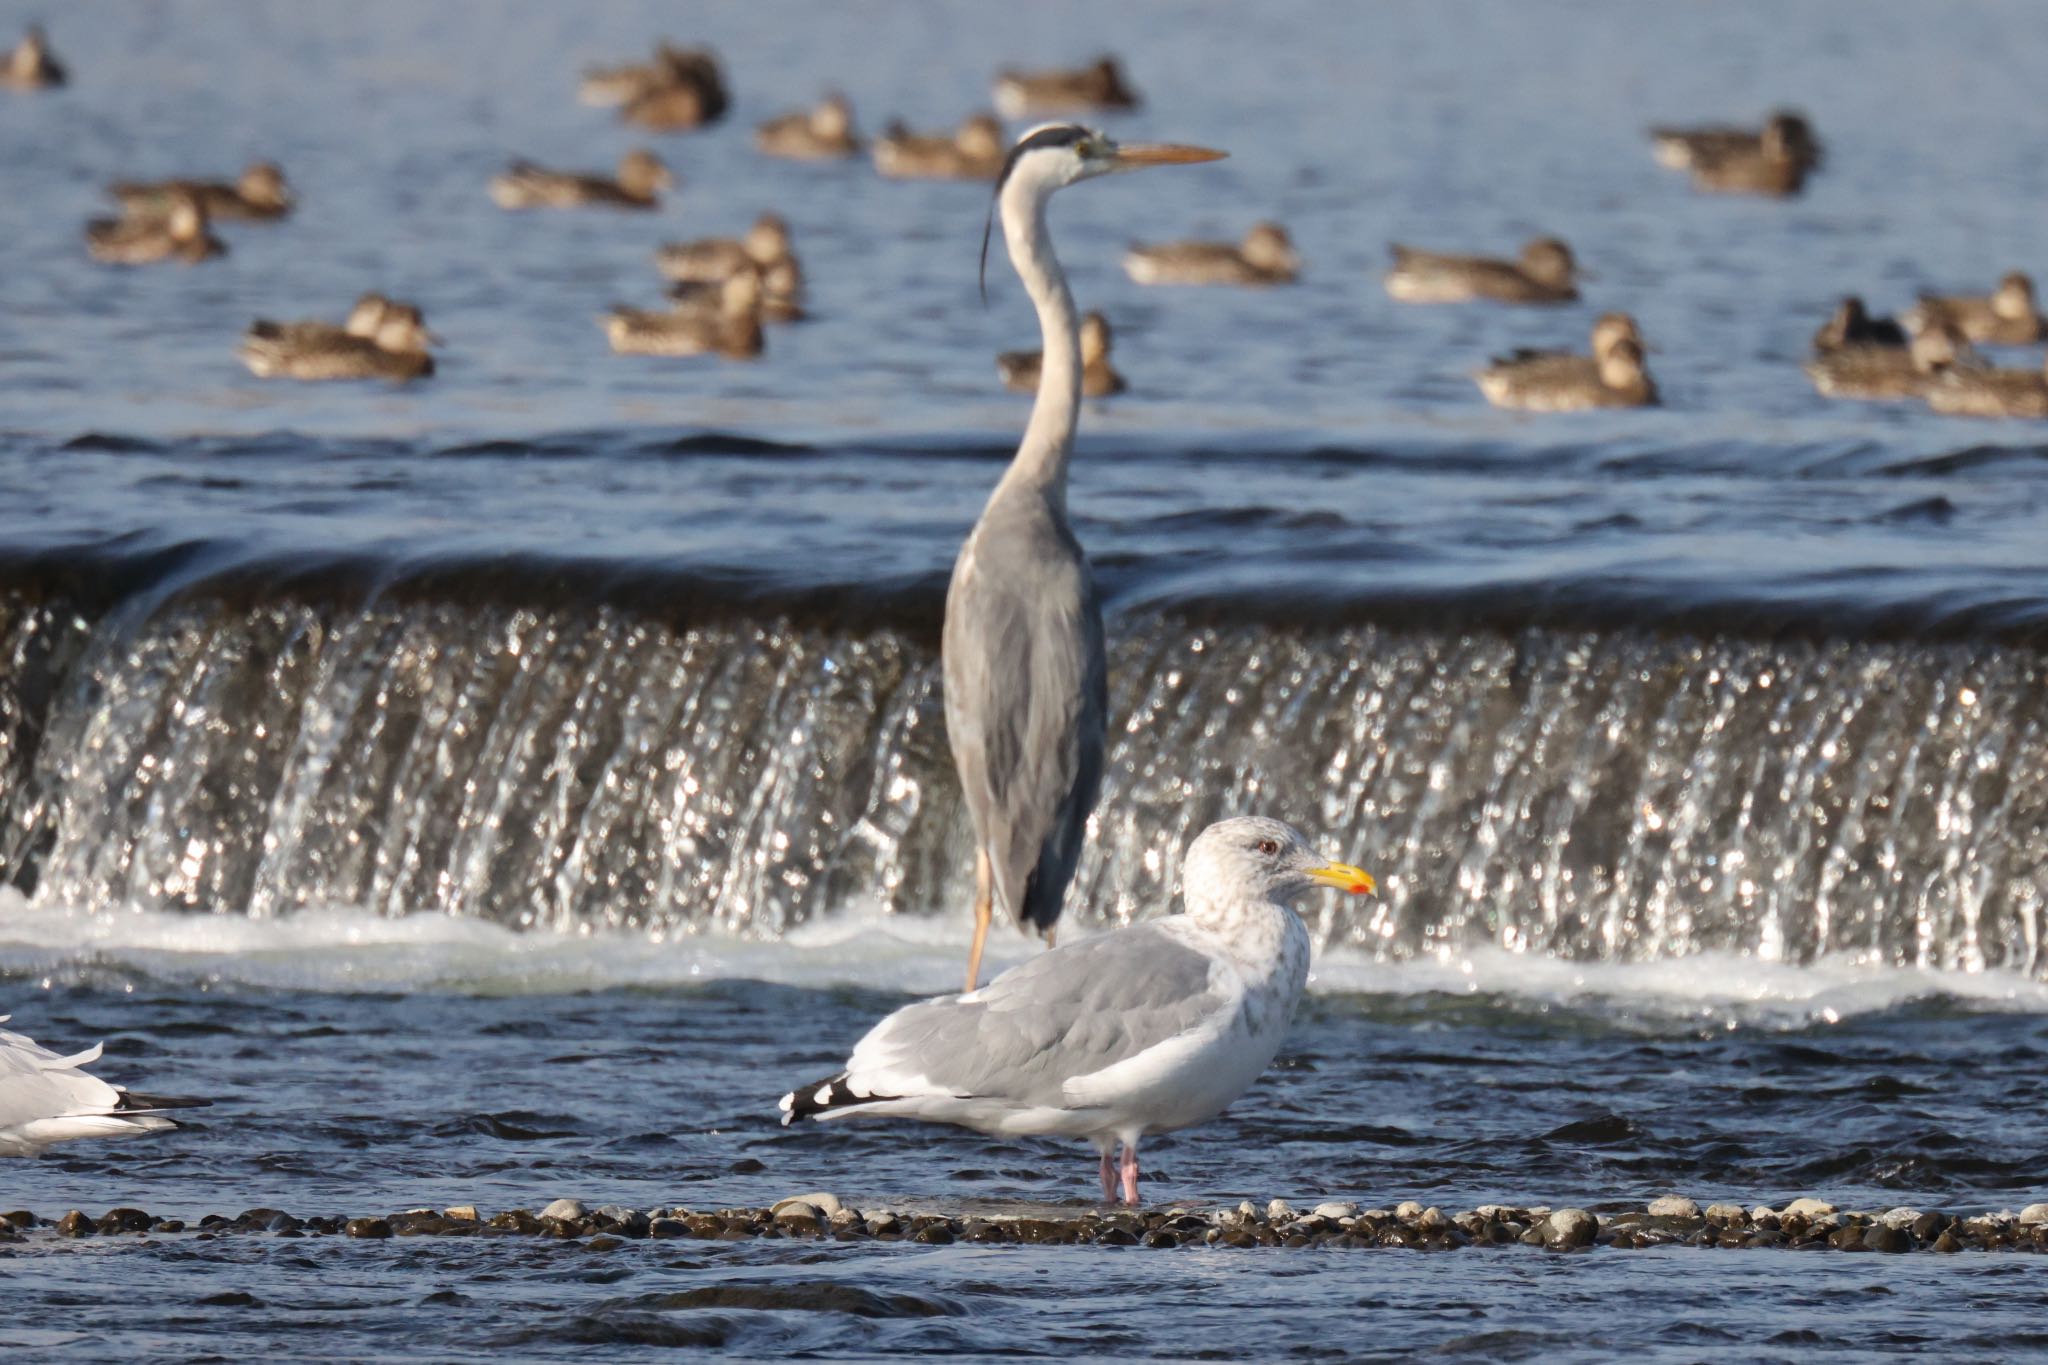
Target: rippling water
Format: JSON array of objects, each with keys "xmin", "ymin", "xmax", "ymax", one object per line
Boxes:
[{"xmin": 6, "ymin": 1, "xmax": 2048, "ymax": 1358}]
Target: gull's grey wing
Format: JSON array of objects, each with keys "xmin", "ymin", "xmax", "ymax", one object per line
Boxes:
[
  {"xmin": 845, "ymin": 922, "xmax": 1225, "ymax": 1109},
  {"xmin": 942, "ymin": 500, "xmax": 1108, "ymax": 934}
]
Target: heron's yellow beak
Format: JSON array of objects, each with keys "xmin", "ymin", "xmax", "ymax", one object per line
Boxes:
[
  {"xmin": 1306, "ymin": 860, "xmax": 1376, "ymax": 896},
  {"xmin": 1111, "ymin": 142, "xmax": 1228, "ymax": 169}
]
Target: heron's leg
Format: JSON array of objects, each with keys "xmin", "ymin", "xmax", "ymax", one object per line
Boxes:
[
  {"xmin": 963, "ymin": 848, "xmax": 993, "ymax": 994},
  {"xmin": 1098, "ymin": 1148, "xmax": 1117, "ymax": 1203},
  {"xmin": 1119, "ymin": 1140, "xmax": 1141, "ymax": 1207}
]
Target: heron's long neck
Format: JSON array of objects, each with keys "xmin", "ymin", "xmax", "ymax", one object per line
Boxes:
[{"xmin": 998, "ymin": 180, "xmax": 1081, "ymax": 514}]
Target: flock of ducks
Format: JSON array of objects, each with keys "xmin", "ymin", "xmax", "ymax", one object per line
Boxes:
[{"xmin": 18, "ymin": 22, "xmax": 2048, "ymax": 418}]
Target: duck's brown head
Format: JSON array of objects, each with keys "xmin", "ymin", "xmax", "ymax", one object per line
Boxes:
[
  {"xmin": 619, "ymin": 149, "xmax": 673, "ymax": 195},
  {"xmin": 1522, "ymin": 237, "xmax": 1578, "ymax": 288}
]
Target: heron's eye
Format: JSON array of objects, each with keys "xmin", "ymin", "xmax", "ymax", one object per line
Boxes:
[{"xmin": 1256, "ymin": 838, "xmax": 1279, "ymax": 855}]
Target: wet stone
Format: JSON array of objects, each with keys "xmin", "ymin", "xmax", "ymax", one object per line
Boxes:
[
  {"xmin": 911, "ymin": 1223, "xmax": 955, "ymax": 1245},
  {"xmin": 98, "ymin": 1208, "xmax": 153, "ymax": 1235},
  {"xmin": 1647, "ymin": 1196, "xmax": 1700, "ymax": 1218},
  {"xmin": 56, "ymin": 1211, "xmax": 93, "ymax": 1238},
  {"xmin": 648, "ymin": 1217, "xmax": 688, "ymax": 1239},
  {"xmin": 585, "ymin": 1234, "xmax": 623, "ymax": 1252},
  {"xmin": 1911, "ymin": 1212, "xmax": 1948, "ymax": 1240},
  {"xmin": 1933, "ymin": 1231, "xmax": 1963, "ymax": 1253},
  {"xmin": 345, "ymin": 1218, "xmax": 392, "ymax": 1240},
  {"xmin": 539, "ymin": 1199, "xmax": 584, "ymax": 1222},
  {"xmin": 2020, "ymin": 1203, "xmax": 2048, "ymax": 1227},
  {"xmin": 1829, "ymin": 1225, "xmax": 1867, "ymax": 1250},
  {"xmin": 1864, "ymin": 1224, "xmax": 1911, "ymax": 1253},
  {"xmin": 1782, "ymin": 1198, "xmax": 1835, "ymax": 1219}
]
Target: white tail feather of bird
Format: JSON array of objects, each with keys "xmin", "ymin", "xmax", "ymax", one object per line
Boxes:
[{"xmin": 0, "ymin": 1015, "xmax": 207, "ymax": 1157}]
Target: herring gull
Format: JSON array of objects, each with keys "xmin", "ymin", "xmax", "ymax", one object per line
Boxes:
[
  {"xmin": 0, "ymin": 1016, "xmax": 208, "ymax": 1156},
  {"xmin": 779, "ymin": 817, "xmax": 1374, "ymax": 1205}
]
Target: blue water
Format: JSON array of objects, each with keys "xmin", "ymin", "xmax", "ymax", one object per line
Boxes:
[{"xmin": 4, "ymin": 1, "xmax": 2048, "ymax": 1359}]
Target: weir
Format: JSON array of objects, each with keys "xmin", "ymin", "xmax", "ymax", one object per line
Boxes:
[{"xmin": 0, "ymin": 575, "xmax": 2041, "ymax": 974}]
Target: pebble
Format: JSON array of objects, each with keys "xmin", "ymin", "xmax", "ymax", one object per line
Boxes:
[{"xmin": 5, "ymin": 1197, "xmax": 2028, "ymax": 1255}]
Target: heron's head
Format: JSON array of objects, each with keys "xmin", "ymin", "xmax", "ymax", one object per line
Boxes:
[
  {"xmin": 981, "ymin": 124, "xmax": 1225, "ymax": 295},
  {"xmin": 1183, "ymin": 817, "xmax": 1374, "ymax": 910}
]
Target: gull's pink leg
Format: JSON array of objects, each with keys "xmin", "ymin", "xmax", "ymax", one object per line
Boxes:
[
  {"xmin": 1098, "ymin": 1148, "xmax": 1117, "ymax": 1203},
  {"xmin": 1119, "ymin": 1141, "xmax": 1141, "ymax": 1207}
]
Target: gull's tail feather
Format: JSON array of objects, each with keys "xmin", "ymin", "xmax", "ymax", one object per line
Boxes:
[
  {"xmin": 778, "ymin": 1072, "xmax": 896, "ymax": 1126},
  {"xmin": 117, "ymin": 1090, "xmax": 211, "ymax": 1114}
]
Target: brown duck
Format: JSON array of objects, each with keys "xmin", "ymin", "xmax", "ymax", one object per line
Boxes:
[
  {"xmin": 756, "ymin": 93, "xmax": 860, "ymax": 160},
  {"xmin": 1386, "ymin": 237, "xmax": 1580, "ymax": 304},
  {"xmin": 872, "ymin": 114, "xmax": 1005, "ymax": 180},
  {"xmin": 1911, "ymin": 272, "xmax": 2043, "ymax": 347},
  {"xmin": 86, "ymin": 195, "xmax": 224, "ymax": 265},
  {"xmin": 491, "ymin": 150, "xmax": 672, "ymax": 210},
  {"xmin": 1124, "ymin": 222, "xmax": 1299, "ymax": 286},
  {"xmin": 240, "ymin": 306, "xmax": 436, "ymax": 383},
  {"xmin": 0, "ymin": 24, "xmax": 63, "ymax": 90},
  {"xmin": 110, "ymin": 162, "xmax": 293, "ymax": 222},
  {"xmin": 993, "ymin": 56, "xmax": 1140, "ymax": 118},
  {"xmin": 1475, "ymin": 319, "xmax": 1657, "ymax": 410},
  {"xmin": 1806, "ymin": 322, "xmax": 1971, "ymax": 401},
  {"xmin": 998, "ymin": 311, "xmax": 1125, "ymax": 397}
]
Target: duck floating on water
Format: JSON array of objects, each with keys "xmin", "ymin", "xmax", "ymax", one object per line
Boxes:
[
  {"xmin": 245, "ymin": 292, "xmax": 406, "ymax": 348},
  {"xmin": 1654, "ymin": 111, "xmax": 1820, "ymax": 198},
  {"xmin": 756, "ymin": 92, "xmax": 860, "ymax": 160},
  {"xmin": 240, "ymin": 305, "xmax": 437, "ymax": 383},
  {"xmin": 1385, "ymin": 236, "xmax": 1580, "ymax": 304},
  {"xmin": 657, "ymin": 213, "xmax": 803, "ymax": 322},
  {"xmin": 1910, "ymin": 272, "xmax": 2043, "ymax": 347},
  {"xmin": 1924, "ymin": 349, "xmax": 2048, "ymax": 419},
  {"xmin": 998, "ymin": 310, "xmax": 1125, "ymax": 397},
  {"xmin": 992, "ymin": 56, "xmax": 1139, "ymax": 118},
  {"xmin": 1651, "ymin": 109, "xmax": 1823, "ymax": 173},
  {"xmin": 86, "ymin": 194, "xmax": 224, "ymax": 265},
  {"xmin": 490, "ymin": 150, "xmax": 672, "ymax": 210},
  {"xmin": 1807, "ymin": 321, "xmax": 1971, "ymax": 401},
  {"xmin": 872, "ymin": 114, "xmax": 1005, "ymax": 180},
  {"xmin": 1475, "ymin": 316, "xmax": 1657, "ymax": 410},
  {"xmin": 605, "ymin": 269, "xmax": 764, "ymax": 359},
  {"xmin": 610, "ymin": 45, "xmax": 729, "ymax": 131},
  {"xmin": 1124, "ymin": 221, "xmax": 1298, "ymax": 286},
  {"xmin": 110, "ymin": 162, "xmax": 293, "ymax": 222},
  {"xmin": 0, "ymin": 24, "xmax": 63, "ymax": 90},
  {"xmin": 1811, "ymin": 296, "xmax": 1908, "ymax": 353}
]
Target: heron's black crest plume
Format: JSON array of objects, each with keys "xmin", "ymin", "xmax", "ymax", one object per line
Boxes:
[{"xmin": 980, "ymin": 124, "xmax": 1093, "ymax": 304}]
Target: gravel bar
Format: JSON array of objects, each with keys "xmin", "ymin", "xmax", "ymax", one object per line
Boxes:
[{"xmin": 7, "ymin": 1195, "xmax": 2048, "ymax": 1253}]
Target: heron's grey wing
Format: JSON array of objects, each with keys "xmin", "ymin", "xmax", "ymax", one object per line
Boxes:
[
  {"xmin": 844, "ymin": 922, "xmax": 1226, "ymax": 1109},
  {"xmin": 942, "ymin": 506, "xmax": 1108, "ymax": 932}
]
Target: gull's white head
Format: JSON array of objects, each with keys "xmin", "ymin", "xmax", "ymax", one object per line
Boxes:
[{"xmin": 1183, "ymin": 816, "xmax": 1375, "ymax": 908}]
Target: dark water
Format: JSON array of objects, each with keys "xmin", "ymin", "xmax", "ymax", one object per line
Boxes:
[{"xmin": 5, "ymin": 1, "xmax": 2048, "ymax": 1359}]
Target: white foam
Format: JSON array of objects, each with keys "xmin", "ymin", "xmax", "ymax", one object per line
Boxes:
[{"xmin": 1, "ymin": 891, "xmax": 2043, "ymax": 1027}]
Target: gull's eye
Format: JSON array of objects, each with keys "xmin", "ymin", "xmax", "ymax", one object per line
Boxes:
[{"xmin": 1256, "ymin": 838, "xmax": 1279, "ymax": 856}]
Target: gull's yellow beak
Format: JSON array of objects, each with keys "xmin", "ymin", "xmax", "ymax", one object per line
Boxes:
[
  {"xmin": 1111, "ymin": 142, "xmax": 1229, "ymax": 169},
  {"xmin": 1306, "ymin": 860, "xmax": 1377, "ymax": 896}
]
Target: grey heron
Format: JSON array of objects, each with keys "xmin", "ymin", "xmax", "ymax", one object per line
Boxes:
[
  {"xmin": 946, "ymin": 124, "xmax": 1224, "ymax": 993},
  {"xmin": 780, "ymin": 817, "xmax": 1374, "ymax": 1206}
]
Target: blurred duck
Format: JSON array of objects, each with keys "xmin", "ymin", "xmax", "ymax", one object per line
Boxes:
[
  {"xmin": 998, "ymin": 310, "xmax": 1124, "ymax": 397},
  {"xmin": 1924, "ymin": 350, "xmax": 2048, "ymax": 420},
  {"xmin": 993, "ymin": 56, "xmax": 1140, "ymax": 118},
  {"xmin": 656, "ymin": 213, "xmax": 803, "ymax": 321},
  {"xmin": 580, "ymin": 42, "xmax": 698, "ymax": 106},
  {"xmin": 1385, "ymin": 236, "xmax": 1579, "ymax": 304},
  {"xmin": 491, "ymin": 150, "xmax": 672, "ymax": 210},
  {"xmin": 605, "ymin": 269, "xmax": 764, "ymax": 359},
  {"xmin": 240, "ymin": 306, "xmax": 436, "ymax": 383},
  {"xmin": 872, "ymin": 113, "xmax": 1005, "ymax": 180},
  {"xmin": 1651, "ymin": 110, "xmax": 1823, "ymax": 173},
  {"xmin": 756, "ymin": 92, "xmax": 860, "ymax": 159},
  {"xmin": 1662, "ymin": 113, "xmax": 1819, "ymax": 197},
  {"xmin": 1811, "ymin": 296, "xmax": 1908, "ymax": 353},
  {"xmin": 1911, "ymin": 272, "xmax": 2043, "ymax": 347},
  {"xmin": 614, "ymin": 46, "xmax": 730, "ymax": 131},
  {"xmin": 1475, "ymin": 316, "xmax": 1657, "ymax": 410},
  {"xmin": 0, "ymin": 24, "xmax": 63, "ymax": 90},
  {"xmin": 670, "ymin": 257, "xmax": 803, "ymax": 324},
  {"xmin": 1807, "ymin": 321, "xmax": 1972, "ymax": 401},
  {"xmin": 109, "ymin": 161, "xmax": 294, "ymax": 222},
  {"xmin": 1124, "ymin": 222, "xmax": 1299, "ymax": 286},
  {"xmin": 247, "ymin": 292, "xmax": 402, "ymax": 348},
  {"xmin": 86, "ymin": 194, "xmax": 223, "ymax": 265}
]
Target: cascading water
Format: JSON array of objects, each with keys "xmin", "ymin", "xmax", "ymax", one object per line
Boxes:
[{"xmin": 0, "ymin": 576, "xmax": 2040, "ymax": 975}]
